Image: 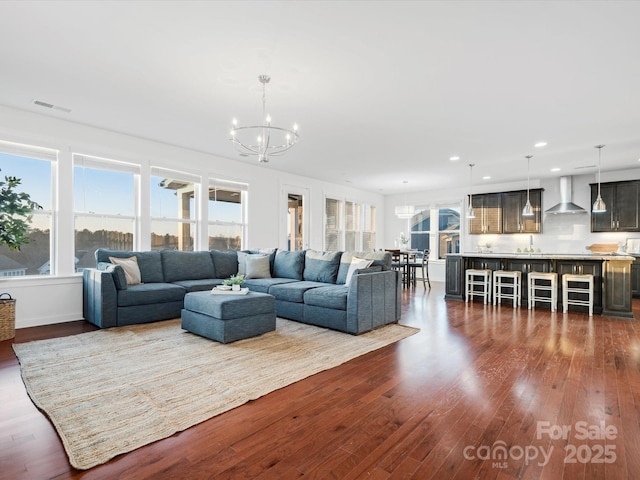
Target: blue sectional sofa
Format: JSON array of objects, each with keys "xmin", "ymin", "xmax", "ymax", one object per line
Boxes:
[{"xmin": 82, "ymin": 248, "xmax": 400, "ymax": 335}]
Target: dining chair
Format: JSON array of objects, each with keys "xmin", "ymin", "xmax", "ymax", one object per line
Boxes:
[{"xmin": 408, "ymin": 249, "xmax": 431, "ymax": 289}]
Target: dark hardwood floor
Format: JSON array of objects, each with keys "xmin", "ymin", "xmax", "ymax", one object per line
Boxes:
[{"xmin": 2, "ymin": 282, "xmax": 640, "ymax": 479}]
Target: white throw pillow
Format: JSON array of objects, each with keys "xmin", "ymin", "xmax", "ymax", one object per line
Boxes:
[
  {"xmin": 237, "ymin": 252, "xmax": 268, "ymax": 275},
  {"xmin": 109, "ymin": 256, "xmax": 142, "ymax": 286},
  {"xmin": 345, "ymin": 257, "xmax": 373, "ymax": 285},
  {"xmin": 245, "ymin": 255, "xmax": 272, "ymax": 279}
]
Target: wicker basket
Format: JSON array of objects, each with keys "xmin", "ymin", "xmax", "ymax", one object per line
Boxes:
[{"xmin": 0, "ymin": 293, "xmax": 16, "ymax": 342}]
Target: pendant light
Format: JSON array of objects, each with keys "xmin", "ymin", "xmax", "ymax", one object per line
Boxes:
[
  {"xmin": 592, "ymin": 145, "xmax": 606, "ymax": 213},
  {"xmin": 467, "ymin": 163, "xmax": 476, "ymax": 219},
  {"xmin": 522, "ymin": 155, "xmax": 534, "ymax": 217}
]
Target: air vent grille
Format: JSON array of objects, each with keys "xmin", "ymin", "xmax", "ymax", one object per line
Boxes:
[{"xmin": 32, "ymin": 99, "xmax": 72, "ymax": 113}]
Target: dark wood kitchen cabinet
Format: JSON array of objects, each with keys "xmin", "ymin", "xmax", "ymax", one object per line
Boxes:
[
  {"xmin": 590, "ymin": 180, "xmax": 640, "ymax": 232},
  {"xmin": 504, "ymin": 258, "xmax": 552, "ymax": 304},
  {"xmin": 502, "ymin": 189, "xmax": 542, "ymax": 234},
  {"xmin": 469, "ymin": 193, "xmax": 502, "ymax": 234},
  {"xmin": 469, "ymin": 189, "xmax": 542, "ymax": 234}
]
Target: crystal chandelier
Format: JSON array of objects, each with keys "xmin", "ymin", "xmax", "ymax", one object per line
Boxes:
[{"xmin": 229, "ymin": 75, "xmax": 299, "ymax": 163}]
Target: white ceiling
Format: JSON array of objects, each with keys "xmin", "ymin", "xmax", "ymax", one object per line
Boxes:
[{"xmin": 1, "ymin": 0, "xmax": 639, "ymax": 194}]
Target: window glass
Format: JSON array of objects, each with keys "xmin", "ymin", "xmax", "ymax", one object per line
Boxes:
[
  {"xmin": 208, "ymin": 180, "xmax": 246, "ymax": 251},
  {"xmin": 362, "ymin": 204, "xmax": 376, "ymax": 251},
  {"xmin": 0, "ymin": 152, "xmax": 53, "ymax": 276},
  {"xmin": 410, "ymin": 206, "xmax": 460, "ymax": 258},
  {"xmin": 325, "ymin": 197, "xmax": 342, "ymax": 250},
  {"xmin": 410, "ymin": 209, "xmax": 430, "ymax": 252},
  {"xmin": 438, "ymin": 207, "xmax": 460, "ymax": 258},
  {"xmin": 74, "ymin": 160, "xmax": 136, "ymax": 270},
  {"xmin": 151, "ymin": 169, "xmax": 197, "ymax": 251}
]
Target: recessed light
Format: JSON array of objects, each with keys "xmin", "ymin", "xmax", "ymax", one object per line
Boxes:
[
  {"xmin": 449, "ymin": 156, "xmax": 460, "ymax": 161},
  {"xmin": 482, "ymin": 176, "xmax": 491, "ymax": 180},
  {"xmin": 402, "ymin": 180, "xmax": 409, "ymax": 184},
  {"xmin": 534, "ymin": 141, "xmax": 547, "ymax": 148},
  {"xmin": 551, "ymin": 167, "xmax": 561, "ymax": 172}
]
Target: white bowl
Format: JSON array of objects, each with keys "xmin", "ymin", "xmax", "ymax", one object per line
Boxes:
[{"xmin": 217, "ymin": 285, "xmax": 232, "ymax": 291}]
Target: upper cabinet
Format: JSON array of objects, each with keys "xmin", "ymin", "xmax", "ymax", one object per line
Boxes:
[
  {"xmin": 590, "ymin": 180, "xmax": 640, "ymax": 232},
  {"xmin": 502, "ymin": 189, "xmax": 542, "ymax": 234},
  {"xmin": 469, "ymin": 193, "xmax": 502, "ymax": 234},
  {"xmin": 469, "ymin": 189, "xmax": 542, "ymax": 234}
]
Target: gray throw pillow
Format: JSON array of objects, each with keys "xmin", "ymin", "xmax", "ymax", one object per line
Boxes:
[
  {"xmin": 238, "ymin": 251, "xmax": 267, "ymax": 275},
  {"xmin": 245, "ymin": 255, "xmax": 272, "ymax": 279}
]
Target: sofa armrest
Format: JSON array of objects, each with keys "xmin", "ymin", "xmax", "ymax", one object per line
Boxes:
[
  {"xmin": 346, "ymin": 270, "xmax": 400, "ymax": 334},
  {"xmin": 83, "ymin": 268, "xmax": 118, "ymax": 328}
]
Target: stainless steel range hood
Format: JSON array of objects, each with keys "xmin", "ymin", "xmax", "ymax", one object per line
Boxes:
[{"xmin": 545, "ymin": 176, "xmax": 588, "ymax": 214}]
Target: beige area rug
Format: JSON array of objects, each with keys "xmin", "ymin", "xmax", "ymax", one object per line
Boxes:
[{"xmin": 13, "ymin": 318, "xmax": 418, "ymax": 470}]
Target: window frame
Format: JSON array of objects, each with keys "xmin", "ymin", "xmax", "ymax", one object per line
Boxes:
[{"xmin": 0, "ymin": 140, "xmax": 57, "ymax": 276}]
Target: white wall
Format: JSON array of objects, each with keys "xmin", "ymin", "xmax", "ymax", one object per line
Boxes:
[
  {"xmin": 0, "ymin": 106, "xmax": 385, "ymax": 328},
  {"xmin": 387, "ymin": 169, "xmax": 640, "ymax": 282}
]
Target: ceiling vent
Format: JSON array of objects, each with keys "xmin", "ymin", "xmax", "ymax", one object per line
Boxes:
[{"xmin": 32, "ymin": 99, "xmax": 72, "ymax": 113}]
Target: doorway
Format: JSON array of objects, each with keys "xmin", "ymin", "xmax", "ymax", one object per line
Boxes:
[{"xmin": 281, "ymin": 185, "xmax": 309, "ymax": 251}]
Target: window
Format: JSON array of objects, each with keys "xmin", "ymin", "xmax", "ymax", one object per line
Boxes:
[
  {"xmin": 362, "ymin": 204, "xmax": 376, "ymax": 251},
  {"xmin": 345, "ymin": 201, "xmax": 361, "ymax": 251},
  {"xmin": 74, "ymin": 154, "xmax": 138, "ymax": 270},
  {"xmin": 0, "ymin": 142, "xmax": 56, "ymax": 276},
  {"xmin": 150, "ymin": 167, "xmax": 198, "ymax": 251},
  {"xmin": 410, "ymin": 210, "xmax": 430, "ymax": 251},
  {"xmin": 438, "ymin": 207, "xmax": 460, "ymax": 258},
  {"xmin": 325, "ymin": 197, "xmax": 377, "ymax": 251},
  {"xmin": 208, "ymin": 179, "xmax": 247, "ymax": 251},
  {"xmin": 410, "ymin": 206, "xmax": 460, "ymax": 259},
  {"xmin": 325, "ymin": 197, "xmax": 342, "ymax": 250}
]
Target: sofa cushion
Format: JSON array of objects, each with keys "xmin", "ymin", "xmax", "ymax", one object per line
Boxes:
[
  {"xmin": 273, "ymin": 250, "xmax": 305, "ymax": 280},
  {"xmin": 210, "ymin": 250, "xmax": 238, "ymax": 279},
  {"xmin": 97, "ymin": 262, "xmax": 127, "ymax": 290},
  {"xmin": 245, "ymin": 255, "xmax": 272, "ymax": 279},
  {"xmin": 303, "ymin": 285, "xmax": 349, "ymax": 310},
  {"xmin": 162, "ymin": 250, "xmax": 215, "ymax": 282},
  {"xmin": 303, "ymin": 250, "xmax": 341, "ymax": 284},
  {"xmin": 268, "ymin": 281, "xmax": 328, "ymax": 303},
  {"xmin": 96, "ymin": 249, "xmax": 164, "ymax": 283},
  {"xmin": 336, "ymin": 251, "xmax": 392, "ymax": 284},
  {"xmin": 171, "ymin": 278, "xmax": 224, "ymax": 292},
  {"xmin": 117, "ymin": 283, "xmax": 186, "ymax": 307},
  {"xmin": 109, "ymin": 256, "xmax": 142, "ymax": 286},
  {"xmin": 242, "ymin": 277, "xmax": 298, "ymax": 294}
]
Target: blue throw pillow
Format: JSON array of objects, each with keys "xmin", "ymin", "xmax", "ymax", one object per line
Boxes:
[
  {"xmin": 303, "ymin": 250, "xmax": 341, "ymax": 283},
  {"xmin": 273, "ymin": 250, "xmax": 305, "ymax": 280},
  {"xmin": 97, "ymin": 261, "xmax": 127, "ymax": 290}
]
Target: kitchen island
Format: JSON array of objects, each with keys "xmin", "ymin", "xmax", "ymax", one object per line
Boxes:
[{"xmin": 445, "ymin": 253, "xmax": 634, "ymax": 318}]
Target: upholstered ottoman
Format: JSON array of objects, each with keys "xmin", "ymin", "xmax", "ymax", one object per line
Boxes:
[{"xmin": 181, "ymin": 291, "xmax": 276, "ymax": 343}]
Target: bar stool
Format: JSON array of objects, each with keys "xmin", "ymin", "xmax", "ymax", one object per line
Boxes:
[
  {"xmin": 528, "ymin": 272, "xmax": 558, "ymax": 311},
  {"xmin": 562, "ymin": 273, "xmax": 594, "ymax": 316},
  {"xmin": 466, "ymin": 269, "xmax": 492, "ymax": 304},
  {"xmin": 493, "ymin": 270, "xmax": 522, "ymax": 307}
]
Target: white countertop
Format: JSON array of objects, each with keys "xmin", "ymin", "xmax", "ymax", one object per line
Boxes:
[{"xmin": 455, "ymin": 252, "xmax": 635, "ymax": 261}]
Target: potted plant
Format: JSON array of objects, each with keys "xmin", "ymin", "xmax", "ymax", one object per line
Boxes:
[
  {"xmin": 223, "ymin": 274, "xmax": 245, "ymax": 291},
  {"xmin": 0, "ymin": 171, "xmax": 41, "ymax": 341},
  {"xmin": 0, "ymin": 171, "xmax": 42, "ymax": 251}
]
